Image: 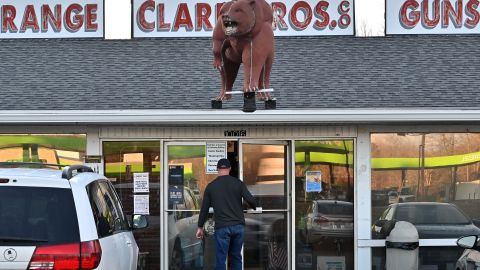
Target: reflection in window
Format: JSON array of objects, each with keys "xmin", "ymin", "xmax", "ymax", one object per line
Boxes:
[
  {"xmin": 372, "ymin": 247, "xmax": 464, "ymax": 270},
  {"xmin": 103, "ymin": 141, "xmax": 161, "ymax": 270},
  {"xmin": 0, "ymin": 134, "xmax": 86, "ymax": 166},
  {"xmin": 371, "ymin": 133, "xmax": 480, "ymax": 240},
  {"xmin": 295, "ymin": 140, "xmax": 354, "ymax": 270}
]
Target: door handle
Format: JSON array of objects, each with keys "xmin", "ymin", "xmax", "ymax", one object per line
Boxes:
[
  {"xmin": 246, "ymin": 207, "xmax": 263, "ymax": 214},
  {"xmin": 126, "ymin": 239, "xmax": 132, "ymax": 246}
]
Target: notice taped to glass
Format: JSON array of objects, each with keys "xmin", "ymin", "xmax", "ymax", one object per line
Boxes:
[
  {"xmin": 133, "ymin": 172, "xmax": 149, "ymax": 193},
  {"xmin": 306, "ymin": 171, "xmax": 322, "ymax": 192},
  {"xmin": 134, "ymin": 194, "xmax": 150, "ymax": 215},
  {"xmin": 168, "ymin": 165, "xmax": 184, "ymax": 186},
  {"xmin": 168, "ymin": 165, "xmax": 184, "ymax": 205},
  {"xmin": 206, "ymin": 142, "xmax": 227, "ymax": 174}
]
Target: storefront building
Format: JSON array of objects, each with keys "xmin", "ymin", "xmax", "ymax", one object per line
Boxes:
[{"xmin": 2, "ymin": 0, "xmax": 480, "ymax": 269}]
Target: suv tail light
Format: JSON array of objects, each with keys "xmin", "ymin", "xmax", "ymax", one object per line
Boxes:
[{"xmin": 28, "ymin": 240, "xmax": 101, "ymax": 270}]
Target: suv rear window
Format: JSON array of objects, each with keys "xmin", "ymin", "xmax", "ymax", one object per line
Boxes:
[
  {"xmin": 396, "ymin": 204, "xmax": 470, "ymax": 224},
  {"xmin": 316, "ymin": 202, "xmax": 353, "ymax": 215},
  {"xmin": 0, "ymin": 186, "xmax": 80, "ymax": 246}
]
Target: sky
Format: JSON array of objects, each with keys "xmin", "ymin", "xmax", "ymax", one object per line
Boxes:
[{"xmin": 104, "ymin": 0, "xmax": 386, "ymax": 39}]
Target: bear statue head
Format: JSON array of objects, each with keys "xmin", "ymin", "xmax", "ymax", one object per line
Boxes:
[{"xmin": 220, "ymin": 0, "xmax": 259, "ymax": 36}]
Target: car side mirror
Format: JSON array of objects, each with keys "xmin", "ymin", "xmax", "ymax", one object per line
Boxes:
[
  {"xmin": 457, "ymin": 235, "xmax": 478, "ymax": 249},
  {"xmin": 132, "ymin": 215, "xmax": 148, "ymax": 230}
]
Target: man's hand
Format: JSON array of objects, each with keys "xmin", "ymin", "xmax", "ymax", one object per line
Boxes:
[{"xmin": 196, "ymin": 228, "xmax": 204, "ymax": 240}]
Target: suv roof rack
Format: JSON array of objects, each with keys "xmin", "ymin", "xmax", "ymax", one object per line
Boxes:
[
  {"xmin": 0, "ymin": 162, "xmax": 66, "ymax": 169},
  {"xmin": 62, "ymin": 165, "xmax": 94, "ymax": 180}
]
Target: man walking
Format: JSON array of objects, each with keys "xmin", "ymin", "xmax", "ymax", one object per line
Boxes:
[{"xmin": 196, "ymin": 158, "xmax": 258, "ymax": 270}]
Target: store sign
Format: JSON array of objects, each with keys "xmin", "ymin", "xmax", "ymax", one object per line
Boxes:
[
  {"xmin": 0, "ymin": 0, "xmax": 104, "ymax": 39},
  {"xmin": 132, "ymin": 0, "xmax": 354, "ymax": 37},
  {"xmin": 386, "ymin": 0, "xmax": 480, "ymax": 34}
]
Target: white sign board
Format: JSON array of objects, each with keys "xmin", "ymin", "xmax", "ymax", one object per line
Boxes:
[
  {"xmin": 386, "ymin": 0, "xmax": 480, "ymax": 34},
  {"xmin": 0, "ymin": 0, "xmax": 104, "ymax": 39},
  {"xmin": 133, "ymin": 172, "xmax": 149, "ymax": 193},
  {"xmin": 206, "ymin": 142, "xmax": 227, "ymax": 174},
  {"xmin": 134, "ymin": 194, "xmax": 150, "ymax": 215},
  {"xmin": 133, "ymin": 0, "xmax": 354, "ymax": 37}
]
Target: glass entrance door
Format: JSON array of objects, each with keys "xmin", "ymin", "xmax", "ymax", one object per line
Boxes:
[
  {"xmin": 163, "ymin": 141, "xmax": 291, "ymax": 270},
  {"xmin": 240, "ymin": 141, "xmax": 291, "ymax": 270}
]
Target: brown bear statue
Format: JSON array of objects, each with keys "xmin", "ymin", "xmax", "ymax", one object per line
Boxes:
[{"xmin": 212, "ymin": 0, "xmax": 275, "ymax": 112}]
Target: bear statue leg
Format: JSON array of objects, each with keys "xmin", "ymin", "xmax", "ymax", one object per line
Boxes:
[
  {"xmin": 223, "ymin": 57, "xmax": 240, "ymax": 97},
  {"xmin": 262, "ymin": 54, "xmax": 274, "ymax": 101},
  {"xmin": 242, "ymin": 45, "xmax": 266, "ymax": 94},
  {"xmin": 257, "ymin": 66, "xmax": 269, "ymax": 101},
  {"xmin": 215, "ymin": 66, "xmax": 228, "ymax": 101}
]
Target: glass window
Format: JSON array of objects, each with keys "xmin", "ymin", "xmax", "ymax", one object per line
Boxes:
[
  {"xmin": 295, "ymin": 140, "xmax": 355, "ymax": 270},
  {"xmin": 0, "ymin": 134, "xmax": 86, "ymax": 165},
  {"xmin": 371, "ymin": 133, "xmax": 480, "ymax": 239},
  {"xmin": 103, "ymin": 141, "xmax": 161, "ymax": 270},
  {"xmin": 87, "ymin": 180, "xmax": 129, "ymax": 237},
  {"xmin": 0, "ymin": 186, "xmax": 80, "ymax": 246}
]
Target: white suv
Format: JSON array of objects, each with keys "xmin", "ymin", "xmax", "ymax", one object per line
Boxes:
[{"xmin": 0, "ymin": 164, "xmax": 148, "ymax": 270}]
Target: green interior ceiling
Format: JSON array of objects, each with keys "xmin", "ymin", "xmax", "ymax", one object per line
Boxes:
[{"xmin": 0, "ymin": 135, "xmax": 86, "ymax": 151}]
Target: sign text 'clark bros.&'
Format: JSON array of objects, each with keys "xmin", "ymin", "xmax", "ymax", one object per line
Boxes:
[
  {"xmin": 387, "ymin": 0, "xmax": 480, "ymax": 34},
  {"xmin": 133, "ymin": 0, "xmax": 354, "ymax": 37},
  {"xmin": 0, "ymin": 0, "xmax": 104, "ymax": 39}
]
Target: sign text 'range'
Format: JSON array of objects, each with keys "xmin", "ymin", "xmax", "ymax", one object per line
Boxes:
[
  {"xmin": 387, "ymin": 0, "xmax": 480, "ymax": 34},
  {"xmin": 0, "ymin": 0, "xmax": 104, "ymax": 39},
  {"xmin": 133, "ymin": 0, "xmax": 354, "ymax": 37}
]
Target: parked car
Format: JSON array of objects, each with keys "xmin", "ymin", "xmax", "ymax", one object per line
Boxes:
[
  {"xmin": 398, "ymin": 187, "xmax": 416, "ymax": 202},
  {"xmin": 372, "ymin": 190, "xmax": 389, "ymax": 206},
  {"xmin": 0, "ymin": 164, "xmax": 148, "ymax": 270},
  {"xmin": 300, "ymin": 200, "xmax": 354, "ymax": 243},
  {"xmin": 372, "ymin": 202, "xmax": 480, "ymax": 239},
  {"xmin": 456, "ymin": 235, "xmax": 480, "ymax": 270}
]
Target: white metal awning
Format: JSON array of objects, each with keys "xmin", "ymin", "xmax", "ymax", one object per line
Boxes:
[{"xmin": 1, "ymin": 109, "xmax": 480, "ymax": 124}]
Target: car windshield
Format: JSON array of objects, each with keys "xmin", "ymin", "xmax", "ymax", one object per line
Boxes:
[
  {"xmin": 395, "ymin": 204, "xmax": 470, "ymax": 225},
  {"xmin": 316, "ymin": 202, "xmax": 353, "ymax": 215},
  {"xmin": 0, "ymin": 186, "xmax": 80, "ymax": 246}
]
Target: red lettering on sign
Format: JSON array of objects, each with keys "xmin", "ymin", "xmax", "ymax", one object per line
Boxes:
[
  {"xmin": 85, "ymin": 4, "xmax": 98, "ymax": 31},
  {"xmin": 65, "ymin": 4, "xmax": 84, "ymax": 32},
  {"xmin": 338, "ymin": 0, "xmax": 351, "ymax": 28},
  {"xmin": 2, "ymin": 5, "xmax": 17, "ymax": 33},
  {"xmin": 137, "ymin": 0, "xmax": 155, "ymax": 32},
  {"xmin": 443, "ymin": 0, "xmax": 463, "ymax": 27},
  {"xmin": 42, "ymin": 4, "xmax": 62, "ymax": 32},
  {"xmin": 157, "ymin": 4, "xmax": 171, "ymax": 31},
  {"xmin": 290, "ymin": 1, "xmax": 312, "ymax": 30},
  {"xmin": 173, "ymin": 3, "xmax": 193, "ymax": 31},
  {"xmin": 400, "ymin": 0, "xmax": 420, "ymax": 28},
  {"xmin": 272, "ymin": 2, "xmax": 288, "ymax": 30},
  {"xmin": 21, "ymin": 5, "xmax": 40, "ymax": 32},
  {"xmin": 314, "ymin": 1, "xmax": 329, "ymax": 29},
  {"xmin": 422, "ymin": 0, "xmax": 440, "ymax": 28},
  {"xmin": 465, "ymin": 0, "xmax": 480, "ymax": 28},
  {"xmin": 196, "ymin": 3, "xmax": 212, "ymax": 31}
]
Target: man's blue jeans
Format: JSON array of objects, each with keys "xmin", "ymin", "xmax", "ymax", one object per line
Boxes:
[{"xmin": 214, "ymin": 224, "xmax": 244, "ymax": 270}]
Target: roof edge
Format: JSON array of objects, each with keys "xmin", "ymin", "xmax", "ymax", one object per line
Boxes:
[{"xmin": 1, "ymin": 109, "xmax": 480, "ymax": 124}]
